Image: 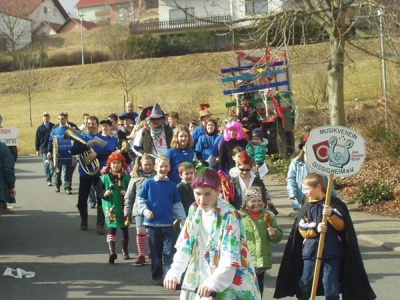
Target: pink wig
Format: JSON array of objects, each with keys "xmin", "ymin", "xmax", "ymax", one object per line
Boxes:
[{"xmin": 223, "ymin": 120, "xmax": 244, "ymax": 141}]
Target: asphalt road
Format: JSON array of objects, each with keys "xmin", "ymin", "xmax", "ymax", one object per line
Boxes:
[{"xmin": 1, "ymin": 156, "xmax": 398, "ymax": 299}]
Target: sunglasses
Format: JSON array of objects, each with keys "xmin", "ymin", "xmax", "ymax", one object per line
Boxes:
[{"xmin": 239, "ymin": 168, "xmax": 251, "ymax": 172}]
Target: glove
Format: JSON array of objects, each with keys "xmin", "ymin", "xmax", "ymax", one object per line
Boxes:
[{"xmin": 290, "ymin": 197, "xmax": 301, "ymax": 211}]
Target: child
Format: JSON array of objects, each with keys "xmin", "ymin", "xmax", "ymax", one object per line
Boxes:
[
  {"xmin": 240, "ymin": 187, "xmax": 283, "ymax": 297},
  {"xmin": 124, "ymin": 153, "xmax": 156, "ymax": 265},
  {"xmin": 176, "ymin": 162, "xmax": 195, "ymax": 215},
  {"xmin": 274, "ymin": 172, "xmax": 376, "ymax": 300},
  {"xmin": 166, "ymin": 125, "xmax": 196, "ymax": 184},
  {"xmin": 96, "ymin": 152, "xmax": 131, "ymax": 264},
  {"xmin": 138, "ymin": 155, "xmax": 186, "ymax": 285},
  {"xmin": 164, "ymin": 167, "xmax": 261, "ymax": 300},
  {"xmin": 246, "ymin": 128, "xmax": 269, "ymax": 177},
  {"xmin": 231, "ymin": 150, "xmax": 274, "ymax": 210},
  {"xmin": 228, "ymin": 145, "xmax": 244, "ymax": 178}
]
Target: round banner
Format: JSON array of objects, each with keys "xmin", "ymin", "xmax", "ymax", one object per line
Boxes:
[{"xmin": 305, "ymin": 125, "xmax": 366, "ymax": 177}]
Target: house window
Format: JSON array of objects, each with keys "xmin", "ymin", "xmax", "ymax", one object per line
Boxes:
[
  {"xmin": 169, "ymin": 7, "xmax": 195, "ymax": 21},
  {"xmin": 146, "ymin": 0, "xmax": 159, "ymax": 10},
  {"xmin": 245, "ymin": 0, "xmax": 268, "ymax": 15},
  {"xmin": 119, "ymin": 7, "xmax": 126, "ymax": 20}
]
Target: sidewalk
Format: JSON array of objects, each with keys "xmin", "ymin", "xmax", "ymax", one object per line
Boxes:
[{"xmin": 265, "ymin": 174, "xmax": 400, "ymax": 254}]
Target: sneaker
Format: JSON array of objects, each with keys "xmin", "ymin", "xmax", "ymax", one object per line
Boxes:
[
  {"xmin": 47, "ymin": 181, "xmax": 52, "ymax": 186},
  {"xmin": 65, "ymin": 188, "xmax": 72, "ymax": 195},
  {"xmin": 55, "ymin": 186, "xmax": 60, "ymax": 193},
  {"xmin": 135, "ymin": 255, "xmax": 146, "ymax": 265},
  {"xmin": 80, "ymin": 219, "xmax": 88, "ymax": 231},
  {"xmin": 89, "ymin": 202, "xmax": 96, "ymax": 209}
]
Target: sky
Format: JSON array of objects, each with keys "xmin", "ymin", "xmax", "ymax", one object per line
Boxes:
[{"xmin": 59, "ymin": 0, "xmax": 80, "ymax": 16}]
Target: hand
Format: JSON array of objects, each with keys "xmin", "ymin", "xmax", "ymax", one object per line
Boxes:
[
  {"xmin": 163, "ymin": 277, "xmax": 179, "ymax": 291},
  {"xmin": 120, "ymin": 190, "xmax": 126, "ymax": 197},
  {"xmin": 104, "ymin": 190, "xmax": 112, "ymax": 197},
  {"xmin": 317, "ymin": 222, "xmax": 327, "ymax": 233},
  {"xmin": 267, "ymin": 227, "xmax": 276, "ymax": 237},
  {"xmin": 197, "ymin": 284, "xmax": 215, "ymax": 298},
  {"xmin": 323, "ymin": 205, "xmax": 333, "ymax": 217},
  {"xmin": 144, "ymin": 210, "xmax": 154, "ymax": 219},
  {"xmin": 47, "ymin": 152, "xmax": 52, "ymax": 159}
]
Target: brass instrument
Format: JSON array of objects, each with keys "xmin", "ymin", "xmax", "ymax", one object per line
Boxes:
[
  {"xmin": 117, "ymin": 139, "xmax": 131, "ymax": 154},
  {"xmin": 64, "ymin": 128, "xmax": 100, "ymax": 176}
]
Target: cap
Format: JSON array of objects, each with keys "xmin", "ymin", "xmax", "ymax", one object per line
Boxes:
[
  {"xmin": 100, "ymin": 119, "xmax": 112, "ymax": 126},
  {"xmin": 190, "ymin": 120, "xmax": 198, "ymax": 126},
  {"xmin": 251, "ymin": 128, "xmax": 263, "ymax": 140},
  {"xmin": 119, "ymin": 112, "xmax": 138, "ymax": 120},
  {"xmin": 43, "ymin": 112, "xmax": 50, "ymax": 116}
]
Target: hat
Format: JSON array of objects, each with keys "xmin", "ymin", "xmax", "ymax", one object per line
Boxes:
[
  {"xmin": 251, "ymin": 128, "xmax": 263, "ymax": 140},
  {"xmin": 169, "ymin": 111, "xmax": 179, "ymax": 119},
  {"xmin": 199, "ymin": 109, "xmax": 212, "ymax": 119},
  {"xmin": 150, "ymin": 103, "xmax": 165, "ymax": 119},
  {"xmin": 119, "ymin": 112, "xmax": 138, "ymax": 120},
  {"xmin": 298, "ymin": 134, "xmax": 310, "ymax": 150},
  {"xmin": 43, "ymin": 112, "xmax": 50, "ymax": 116},
  {"xmin": 100, "ymin": 119, "xmax": 112, "ymax": 126},
  {"xmin": 192, "ymin": 167, "xmax": 221, "ymax": 190},
  {"xmin": 190, "ymin": 120, "xmax": 198, "ymax": 126}
]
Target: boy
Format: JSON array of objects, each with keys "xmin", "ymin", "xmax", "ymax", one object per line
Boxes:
[
  {"xmin": 176, "ymin": 162, "xmax": 195, "ymax": 215},
  {"xmin": 138, "ymin": 155, "xmax": 186, "ymax": 285},
  {"xmin": 246, "ymin": 128, "xmax": 268, "ymax": 177},
  {"xmin": 228, "ymin": 145, "xmax": 244, "ymax": 178},
  {"xmin": 274, "ymin": 172, "xmax": 376, "ymax": 300}
]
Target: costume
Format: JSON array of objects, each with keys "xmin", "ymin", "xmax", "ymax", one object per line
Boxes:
[
  {"xmin": 274, "ymin": 196, "xmax": 376, "ymax": 300},
  {"xmin": 134, "ymin": 124, "xmax": 173, "ymax": 156},
  {"xmin": 177, "ymin": 181, "xmax": 195, "ymax": 215},
  {"xmin": 232, "ymin": 175, "xmax": 270, "ymax": 209},
  {"xmin": 246, "ymin": 141, "xmax": 267, "ymax": 166},
  {"xmin": 167, "ymin": 199, "xmax": 261, "ymax": 300},
  {"xmin": 218, "ymin": 138, "xmax": 248, "ymax": 173},
  {"xmin": 165, "ymin": 147, "xmax": 195, "ymax": 184},
  {"xmin": 0, "ymin": 142, "xmax": 15, "ymax": 204}
]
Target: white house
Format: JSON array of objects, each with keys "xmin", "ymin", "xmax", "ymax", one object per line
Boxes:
[{"xmin": 0, "ymin": 13, "xmax": 32, "ymax": 51}]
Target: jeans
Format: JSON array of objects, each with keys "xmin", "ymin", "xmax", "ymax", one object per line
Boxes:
[
  {"xmin": 42, "ymin": 153, "xmax": 54, "ymax": 183},
  {"xmin": 55, "ymin": 165, "xmax": 74, "ymax": 189},
  {"xmin": 147, "ymin": 226, "xmax": 175, "ymax": 280},
  {"xmin": 89, "ymin": 185, "xmax": 97, "ymax": 206},
  {"xmin": 298, "ymin": 258, "xmax": 340, "ymax": 300}
]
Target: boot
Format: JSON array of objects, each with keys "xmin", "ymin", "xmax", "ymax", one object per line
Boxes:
[
  {"xmin": 96, "ymin": 206, "xmax": 105, "ymax": 235},
  {"xmin": 80, "ymin": 210, "xmax": 88, "ymax": 231},
  {"xmin": 121, "ymin": 240, "xmax": 130, "ymax": 260},
  {"xmin": 108, "ymin": 241, "xmax": 117, "ymax": 264}
]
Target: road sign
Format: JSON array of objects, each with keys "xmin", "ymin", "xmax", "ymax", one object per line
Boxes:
[{"xmin": 305, "ymin": 125, "xmax": 366, "ymax": 177}]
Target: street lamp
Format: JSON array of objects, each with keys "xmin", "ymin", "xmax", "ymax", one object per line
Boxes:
[{"xmin": 79, "ymin": 13, "xmax": 85, "ymax": 65}]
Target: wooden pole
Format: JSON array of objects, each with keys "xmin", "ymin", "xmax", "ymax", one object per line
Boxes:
[{"xmin": 310, "ymin": 172, "xmax": 334, "ymax": 300}]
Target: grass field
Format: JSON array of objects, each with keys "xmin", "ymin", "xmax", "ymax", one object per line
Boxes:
[{"xmin": 0, "ymin": 31, "xmax": 397, "ymax": 155}]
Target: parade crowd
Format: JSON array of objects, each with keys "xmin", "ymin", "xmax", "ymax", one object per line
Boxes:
[{"xmin": 17, "ymin": 100, "xmax": 376, "ymax": 299}]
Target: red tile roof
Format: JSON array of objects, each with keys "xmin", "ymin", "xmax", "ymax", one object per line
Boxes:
[
  {"xmin": 0, "ymin": 0, "xmax": 68, "ymax": 20},
  {"xmin": 76, "ymin": 0, "xmax": 129, "ymax": 9}
]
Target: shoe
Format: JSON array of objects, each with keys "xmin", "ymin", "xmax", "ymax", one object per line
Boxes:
[
  {"xmin": 135, "ymin": 255, "xmax": 146, "ymax": 265},
  {"xmin": 122, "ymin": 251, "xmax": 131, "ymax": 260},
  {"xmin": 80, "ymin": 219, "xmax": 88, "ymax": 231},
  {"xmin": 55, "ymin": 186, "xmax": 60, "ymax": 193},
  {"xmin": 109, "ymin": 253, "xmax": 117, "ymax": 264},
  {"xmin": 47, "ymin": 181, "xmax": 52, "ymax": 186},
  {"xmin": 153, "ymin": 278, "xmax": 163, "ymax": 286},
  {"xmin": 89, "ymin": 202, "xmax": 96, "ymax": 209},
  {"xmin": 65, "ymin": 188, "xmax": 72, "ymax": 195},
  {"xmin": 96, "ymin": 223, "xmax": 105, "ymax": 235}
]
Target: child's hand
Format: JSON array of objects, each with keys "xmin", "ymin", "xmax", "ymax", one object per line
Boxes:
[
  {"xmin": 104, "ymin": 190, "xmax": 112, "ymax": 197},
  {"xmin": 120, "ymin": 190, "xmax": 126, "ymax": 197},
  {"xmin": 323, "ymin": 205, "xmax": 333, "ymax": 217},
  {"xmin": 163, "ymin": 276, "xmax": 179, "ymax": 291},
  {"xmin": 317, "ymin": 222, "xmax": 327, "ymax": 233},
  {"xmin": 144, "ymin": 209, "xmax": 154, "ymax": 219},
  {"xmin": 197, "ymin": 284, "xmax": 215, "ymax": 298},
  {"xmin": 267, "ymin": 227, "xmax": 276, "ymax": 237}
]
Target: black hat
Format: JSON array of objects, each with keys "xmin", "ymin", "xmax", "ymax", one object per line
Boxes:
[
  {"xmin": 251, "ymin": 128, "xmax": 263, "ymax": 140},
  {"xmin": 100, "ymin": 119, "xmax": 112, "ymax": 126}
]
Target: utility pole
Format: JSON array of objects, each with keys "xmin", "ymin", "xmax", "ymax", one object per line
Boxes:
[
  {"xmin": 377, "ymin": 9, "xmax": 388, "ymax": 129},
  {"xmin": 79, "ymin": 13, "xmax": 85, "ymax": 65}
]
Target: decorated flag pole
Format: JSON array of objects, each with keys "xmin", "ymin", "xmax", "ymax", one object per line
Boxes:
[{"xmin": 305, "ymin": 125, "xmax": 366, "ymax": 300}]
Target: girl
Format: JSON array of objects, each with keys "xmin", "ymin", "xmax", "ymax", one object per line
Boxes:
[
  {"xmin": 240, "ymin": 187, "xmax": 283, "ymax": 297},
  {"xmin": 218, "ymin": 120, "xmax": 248, "ymax": 173},
  {"xmin": 166, "ymin": 125, "xmax": 196, "ymax": 184},
  {"xmin": 195, "ymin": 119, "xmax": 222, "ymax": 164},
  {"xmin": 164, "ymin": 167, "xmax": 261, "ymax": 300},
  {"xmin": 231, "ymin": 150, "xmax": 273, "ymax": 210},
  {"xmin": 96, "ymin": 152, "xmax": 131, "ymax": 264},
  {"xmin": 124, "ymin": 153, "xmax": 156, "ymax": 265}
]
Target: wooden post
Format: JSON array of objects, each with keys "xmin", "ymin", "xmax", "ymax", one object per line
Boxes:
[{"xmin": 310, "ymin": 172, "xmax": 335, "ymax": 300}]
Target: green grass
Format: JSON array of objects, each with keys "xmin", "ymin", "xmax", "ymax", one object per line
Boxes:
[{"xmin": 0, "ymin": 34, "xmax": 396, "ymax": 155}]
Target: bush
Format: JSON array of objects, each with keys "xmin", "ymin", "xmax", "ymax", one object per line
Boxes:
[
  {"xmin": 267, "ymin": 153, "xmax": 290, "ymax": 175},
  {"xmin": 354, "ymin": 180, "xmax": 394, "ymax": 206}
]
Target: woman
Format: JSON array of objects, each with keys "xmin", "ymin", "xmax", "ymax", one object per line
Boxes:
[
  {"xmin": 195, "ymin": 119, "xmax": 222, "ymax": 167},
  {"xmin": 164, "ymin": 167, "xmax": 261, "ymax": 300}
]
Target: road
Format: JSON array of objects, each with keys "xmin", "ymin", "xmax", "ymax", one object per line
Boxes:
[{"xmin": 0, "ymin": 156, "xmax": 398, "ymax": 299}]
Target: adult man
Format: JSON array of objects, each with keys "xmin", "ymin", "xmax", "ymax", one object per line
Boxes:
[
  {"xmin": 167, "ymin": 111, "xmax": 180, "ymax": 131},
  {"xmin": 108, "ymin": 113, "xmax": 133, "ymax": 164},
  {"xmin": 71, "ymin": 115, "xmax": 114, "ymax": 234},
  {"xmin": 0, "ymin": 141, "xmax": 16, "ymax": 216},
  {"xmin": 47, "ymin": 113, "xmax": 75, "ymax": 194},
  {"xmin": 78, "ymin": 113, "xmax": 89, "ymax": 133},
  {"xmin": 35, "ymin": 112, "xmax": 55, "ymax": 186},
  {"xmin": 192, "ymin": 106, "xmax": 213, "ymax": 145},
  {"xmin": 237, "ymin": 93, "xmax": 260, "ymax": 131},
  {"xmin": 133, "ymin": 103, "xmax": 173, "ymax": 157}
]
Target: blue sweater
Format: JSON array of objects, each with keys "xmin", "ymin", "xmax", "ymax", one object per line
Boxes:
[
  {"xmin": 138, "ymin": 178, "xmax": 186, "ymax": 226},
  {"xmin": 166, "ymin": 147, "xmax": 195, "ymax": 184}
]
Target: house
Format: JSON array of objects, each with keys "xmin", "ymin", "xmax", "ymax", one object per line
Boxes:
[
  {"xmin": 0, "ymin": 0, "xmax": 69, "ymax": 35},
  {"xmin": 0, "ymin": 12, "xmax": 32, "ymax": 51},
  {"xmin": 58, "ymin": 17, "xmax": 98, "ymax": 34},
  {"xmin": 76, "ymin": 0, "xmax": 159, "ymax": 25}
]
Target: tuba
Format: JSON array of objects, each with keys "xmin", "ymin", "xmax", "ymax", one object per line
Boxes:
[
  {"xmin": 64, "ymin": 128, "xmax": 100, "ymax": 176},
  {"xmin": 116, "ymin": 139, "xmax": 131, "ymax": 154}
]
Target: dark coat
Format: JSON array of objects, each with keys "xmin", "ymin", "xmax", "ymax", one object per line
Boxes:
[
  {"xmin": 231, "ymin": 175, "xmax": 268, "ymax": 210},
  {"xmin": 0, "ymin": 142, "xmax": 15, "ymax": 203},
  {"xmin": 274, "ymin": 196, "xmax": 376, "ymax": 300}
]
